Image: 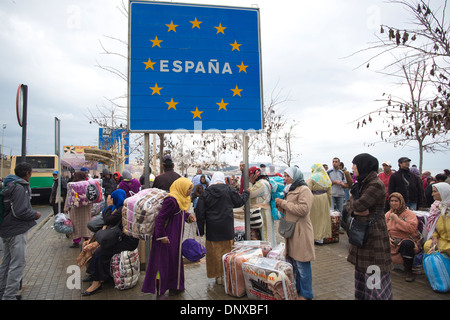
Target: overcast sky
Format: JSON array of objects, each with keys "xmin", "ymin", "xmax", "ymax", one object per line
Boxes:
[{"xmin": 0, "ymin": 0, "xmax": 448, "ymax": 175}]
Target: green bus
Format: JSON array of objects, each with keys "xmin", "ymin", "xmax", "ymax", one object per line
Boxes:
[{"xmin": 10, "ymin": 155, "xmax": 73, "ymax": 201}]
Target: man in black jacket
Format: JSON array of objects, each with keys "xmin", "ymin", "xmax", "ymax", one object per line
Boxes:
[
  {"xmin": 0, "ymin": 162, "xmax": 41, "ymax": 300},
  {"xmin": 152, "ymin": 155, "xmax": 181, "ymax": 192},
  {"xmin": 388, "ymin": 157, "xmax": 425, "ymax": 210}
]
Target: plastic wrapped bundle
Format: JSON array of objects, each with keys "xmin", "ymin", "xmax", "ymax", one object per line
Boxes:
[
  {"xmin": 233, "ymin": 240, "xmax": 272, "ymax": 257},
  {"xmin": 53, "ymin": 213, "xmax": 73, "ymax": 234},
  {"xmin": 110, "ymin": 249, "xmax": 140, "ymax": 290},
  {"xmin": 242, "ymin": 257, "xmax": 298, "ymax": 300},
  {"xmin": 222, "ymin": 247, "xmax": 263, "ymax": 297},
  {"xmin": 266, "ymin": 243, "xmax": 286, "ymax": 261},
  {"xmin": 122, "ymin": 188, "xmax": 168, "ymax": 240},
  {"xmin": 67, "ymin": 179, "xmax": 103, "ymax": 208}
]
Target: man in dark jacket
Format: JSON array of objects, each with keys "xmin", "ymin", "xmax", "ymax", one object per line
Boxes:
[
  {"xmin": 101, "ymin": 168, "xmax": 117, "ymax": 198},
  {"xmin": 388, "ymin": 157, "xmax": 425, "ymax": 210},
  {"xmin": 0, "ymin": 162, "xmax": 41, "ymax": 300},
  {"xmin": 152, "ymin": 155, "xmax": 181, "ymax": 192},
  {"xmin": 50, "ymin": 171, "xmax": 67, "ymax": 215}
]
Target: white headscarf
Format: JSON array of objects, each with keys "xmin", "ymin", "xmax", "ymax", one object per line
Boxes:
[
  {"xmin": 434, "ymin": 182, "xmax": 450, "ymax": 215},
  {"xmin": 426, "ymin": 182, "xmax": 450, "ymax": 240},
  {"xmin": 210, "ymin": 172, "xmax": 225, "ymax": 185}
]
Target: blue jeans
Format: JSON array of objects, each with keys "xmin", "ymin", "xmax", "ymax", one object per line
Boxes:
[
  {"xmin": 291, "ymin": 258, "xmax": 313, "ymax": 299},
  {"xmin": 332, "ymin": 196, "xmax": 344, "ymax": 213}
]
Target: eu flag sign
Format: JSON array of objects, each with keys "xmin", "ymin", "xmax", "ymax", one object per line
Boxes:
[{"xmin": 128, "ymin": 1, "xmax": 263, "ymax": 132}]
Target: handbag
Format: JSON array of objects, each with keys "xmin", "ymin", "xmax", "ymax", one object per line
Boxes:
[
  {"xmin": 182, "ymin": 222, "xmax": 206, "ymax": 262},
  {"xmin": 278, "ymin": 215, "xmax": 301, "ymax": 239},
  {"xmin": 95, "ymin": 226, "xmax": 122, "ymax": 249},
  {"xmin": 250, "ymin": 209, "xmax": 263, "ymax": 229},
  {"xmin": 347, "ymin": 207, "xmax": 383, "ymax": 248}
]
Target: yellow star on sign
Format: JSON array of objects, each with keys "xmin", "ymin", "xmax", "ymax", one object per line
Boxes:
[
  {"xmin": 143, "ymin": 58, "xmax": 156, "ymax": 70},
  {"xmin": 191, "ymin": 107, "xmax": 203, "ymax": 119},
  {"xmin": 166, "ymin": 20, "xmax": 178, "ymax": 32},
  {"xmin": 190, "ymin": 17, "xmax": 202, "ymax": 29},
  {"xmin": 230, "ymin": 40, "xmax": 242, "ymax": 51},
  {"xmin": 166, "ymin": 98, "xmax": 178, "ymax": 110},
  {"xmin": 150, "ymin": 83, "xmax": 163, "ymax": 95},
  {"xmin": 217, "ymin": 99, "xmax": 229, "ymax": 111},
  {"xmin": 214, "ymin": 23, "xmax": 226, "ymax": 34},
  {"xmin": 150, "ymin": 36, "xmax": 163, "ymax": 48},
  {"xmin": 231, "ymin": 85, "xmax": 243, "ymax": 97},
  {"xmin": 237, "ymin": 62, "xmax": 248, "ymax": 73}
]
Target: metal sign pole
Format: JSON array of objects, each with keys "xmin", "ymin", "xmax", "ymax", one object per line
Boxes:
[
  {"xmin": 144, "ymin": 133, "xmax": 150, "ymax": 270},
  {"xmin": 243, "ymin": 133, "xmax": 250, "ymax": 240},
  {"xmin": 21, "ymin": 85, "xmax": 28, "ymax": 162},
  {"xmin": 55, "ymin": 117, "xmax": 61, "ymax": 213}
]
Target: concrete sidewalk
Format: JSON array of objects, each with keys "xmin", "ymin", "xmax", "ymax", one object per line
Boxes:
[{"xmin": 17, "ymin": 207, "xmax": 450, "ymax": 301}]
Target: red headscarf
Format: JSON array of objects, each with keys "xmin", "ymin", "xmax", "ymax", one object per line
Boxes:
[{"xmin": 249, "ymin": 166, "xmax": 261, "ymax": 178}]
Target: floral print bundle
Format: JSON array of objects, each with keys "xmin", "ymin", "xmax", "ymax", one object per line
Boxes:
[
  {"xmin": 122, "ymin": 188, "xmax": 168, "ymax": 240},
  {"xmin": 110, "ymin": 248, "xmax": 140, "ymax": 290},
  {"xmin": 67, "ymin": 179, "xmax": 103, "ymax": 208}
]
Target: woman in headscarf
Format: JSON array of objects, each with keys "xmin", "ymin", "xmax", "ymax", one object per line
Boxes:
[
  {"xmin": 345, "ymin": 153, "xmax": 392, "ymax": 300},
  {"xmin": 424, "ymin": 182, "xmax": 450, "ymax": 256},
  {"xmin": 195, "ymin": 172, "xmax": 250, "ymax": 285},
  {"xmin": 248, "ymin": 166, "xmax": 274, "ymax": 243},
  {"xmin": 81, "ymin": 189, "xmax": 139, "ymax": 296},
  {"xmin": 117, "ymin": 169, "xmax": 141, "ymax": 198},
  {"xmin": 307, "ymin": 164, "xmax": 332, "ymax": 244},
  {"xmin": 64, "ymin": 171, "xmax": 92, "ymax": 248},
  {"xmin": 142, "ymin": 177, "xmax": 196, "ymax": 299},
  {"xmin": 275, "ymin": 166, "xmax": 315, "ymax": 300},
  {"xmin": 385, "ymin": 192, "xmax": 422, "ymax": 282}
]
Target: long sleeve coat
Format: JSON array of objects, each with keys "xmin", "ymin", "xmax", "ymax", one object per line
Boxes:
[
  {"xmin": 277, "ymin": 185, "xmax": 315, "ymax": 262},
  {"xmin": 346, "ymin": 171, "xmax": 392, "ymax": 273}
]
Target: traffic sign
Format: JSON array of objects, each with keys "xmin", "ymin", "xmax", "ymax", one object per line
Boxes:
[{"xmin": 128, "ymin": 1, "xmax": 263, "ymax": 132}]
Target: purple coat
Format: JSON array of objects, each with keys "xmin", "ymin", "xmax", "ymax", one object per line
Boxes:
[
  {"xmin": 117, "ymin": 179, "xmax": 141, "ymax": 198},
  {"xmin": 141, "ymin": 196, "xmax": 190, "ymax": 295}
]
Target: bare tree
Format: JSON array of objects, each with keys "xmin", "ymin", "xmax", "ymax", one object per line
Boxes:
[
  {"xmin": 356, "ymin": 61, "xmax": 450, "ymax": 172},
  {"xmin": 352, "ymin": 0, "xmax": 450, "ymax": 172}
]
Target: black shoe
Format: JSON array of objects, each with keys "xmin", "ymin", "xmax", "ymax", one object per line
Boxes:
[
  {"xmin": 81, "ymin": 285, "xmax": 102, "ymax": 296},
  {"xmin": 70, "ymin": 243, "xmax": 80, "ymax": 248}
]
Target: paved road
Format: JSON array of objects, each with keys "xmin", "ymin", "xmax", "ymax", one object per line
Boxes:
[{"xmin": 14, "ymin": 207, "xmax": 450, "ymax": 302}]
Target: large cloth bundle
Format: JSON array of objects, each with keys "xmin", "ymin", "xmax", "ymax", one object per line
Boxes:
[
  {"xmin": 122, "ymin": 188, "xmax": 168, "ymax": 240},
  {"xmin": 242, "ymin": 257, "xmax": 298, "ymax": 300},
  {"xmin": 67, "ymin": 179, "xmax": 103, "ymax": 208},
  {"xmin": 423, "ymin": 248, "xmax": 450, "ymax": 293},
  {"xmin": 110, "ymin": 249, "xmax": 140, "ymax": 290},
  {"xmin": 222, "ymin": 247, "xmax": 263, "ymax": 297}
]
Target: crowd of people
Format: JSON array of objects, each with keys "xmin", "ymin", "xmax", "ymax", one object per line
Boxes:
[{"xmin": 0, "ymin": 153, "xmax": 448, "ymax": 300}]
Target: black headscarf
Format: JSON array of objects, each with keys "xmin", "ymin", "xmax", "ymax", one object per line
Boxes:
[{"xmin": 352, "ymin": 153, "xmax": 379, "ymax": 184}]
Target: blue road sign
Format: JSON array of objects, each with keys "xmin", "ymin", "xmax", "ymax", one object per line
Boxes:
[
  {"xmin": 128, "ymin": 1, "xmax": 263, "ymax": 132},
  {"xmin": 98, "ymin": 128, "xmax": 130, "ymax": 164}
]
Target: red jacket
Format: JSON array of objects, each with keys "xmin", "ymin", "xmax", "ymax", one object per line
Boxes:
[{"xmin": 378, "ymin": 171, "xmax": 393, "ymax": 199}]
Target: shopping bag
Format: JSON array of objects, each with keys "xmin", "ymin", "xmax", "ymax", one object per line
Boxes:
[
  {"xmin": 423, "ymin": 247, "xmax": 450, "ymax": 293},
  {"xmin": 182, "ymin": 222, "xmax": 206, "ymax": 262}
]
